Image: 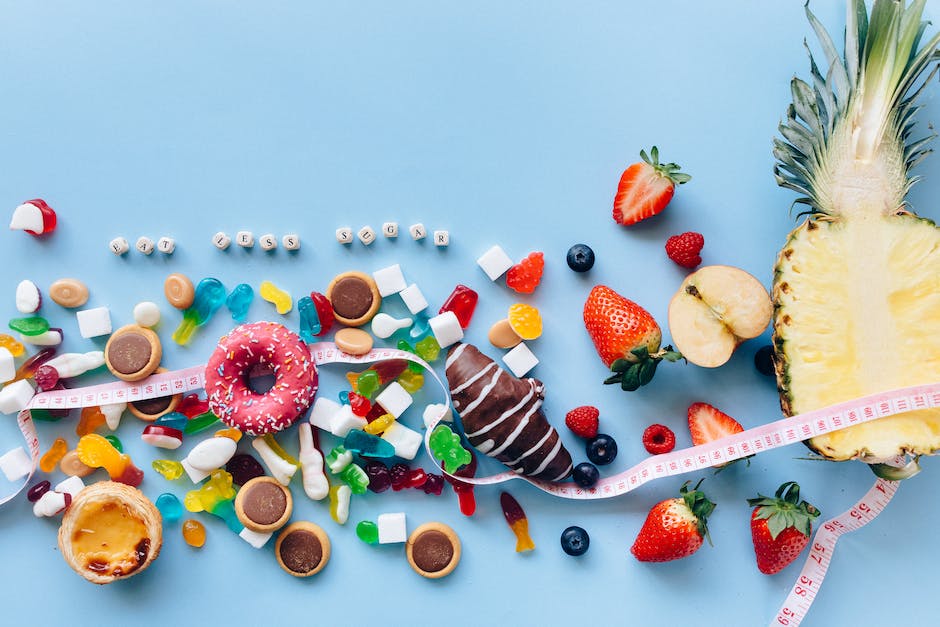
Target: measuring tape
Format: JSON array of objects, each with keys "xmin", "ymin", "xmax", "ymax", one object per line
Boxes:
[{"xmin": 5, "ymin": 344, "xmax": 933, "ymax": 625}]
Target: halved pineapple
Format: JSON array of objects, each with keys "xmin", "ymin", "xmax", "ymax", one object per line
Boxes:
[{"xmin": 773, "ymin": 0, "xmax": 940, "ymax": 463}]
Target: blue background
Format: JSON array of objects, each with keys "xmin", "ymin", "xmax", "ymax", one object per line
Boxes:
[{"xmin": 0, "ymin": 1, "xmax": 937, "ymax": 625}]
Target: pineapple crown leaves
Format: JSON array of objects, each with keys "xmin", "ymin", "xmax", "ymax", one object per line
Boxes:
[
  {"xmin": 640, "ymin": 146, "xmax": 692, "ymax": 186},
  {"xmin": 680, "ymin": 479, "xmax": 716, "ymax": 543},
  {"xmin": 604, "ymin": 345, "xmax": 683, "ymax": 391},
  {"xmin": 746, "ymin": 481, "xmax": 821, "ymax": 540},
  {"xmin": 774, "ymin": 0, "xmax": 940, "ymax": 215}
]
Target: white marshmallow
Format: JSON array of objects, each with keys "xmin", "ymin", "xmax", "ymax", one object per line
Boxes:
[
  {"xmin": 236, "ymin": 230, "xmax": 254, "ymax": 247},
  {"xmin": 76, "ymin": 306, "xmax": 112, "ymax": 338},
  {"xmin": 332, "ymin": 484, "xmax": 351, "ymax": 524},
  {"xmin": 109, "ymin": 237, "xmax": 130, "ymax": 256},
  {"xmin": 251, "ymin": 437, "xmax": 298, "ymax": 486},
  {"xmin": 422, "ymin": 403, "xmax": 453, "ymax": 429},
  {"xmin": 309, "ymin": 397, "xmax": 341, "ymax": 432},
  {"xmin": 380, "ymin": 422, "xmax": 422, "ymax": 460},
  {"xmin": 20, "ymin": 330, "xmax": 62, "ymax": 346},
  {"xmin": 375, "ymin": 381, "xmax": 413, "ymax": 418},
  {"xmin": 357, "ymin": 225, "xmax": 376, "ymax": 245},
  {"xmin": 409, "ymin": 223, "xmax": 427, "ymax": 240},
  {"xmin": 133, "ymin": 301, "xmax": 161, "ymax": 327},
  {"xmin": 44, "ymin": 351, "xmax": 105, "ymax": 378},
  {"xmin": 0, "ymin": 347, "xmax": 14, "ymax": 384},
  {"xmin": 298, "ymin": 423, "xmax": 328, "ymax": 501},
  {"xmin": 372, "ymin": 264, "xmax": 408, "ymax": 297},
  {"xmin": 399, "ymin": 283, "xmax": 428, "ymax": 315},
  {"xmin": 329, "ymin": 404, "xmax": 367, "ymax": 438},
  {"xmin": 0, "ymin": 380, "xmax": 35, "ymax": 414},
  {"xmin": 135, "ymin": 236, "xmax": 155, "ymax": 255},
  {"xmin": 0, "ymin": 446, "xmax": 32, "ymax": 480},
  {"xmin": 186, "ymin": 437, "xmax": 237, "ymax": 472},
  {"xmin": 15, "ymin": 280, "xmax": 41, "ymax": 314},
  {"xmin": 101, "ymin": 402, "xmax": 126, "ymax": 430},
  {"xmin": 503, "ymin": 342, "xmax": 539, "ymax": 377},
  {"xmin": 157, "ymin": 236, "xmax": 175, "ymax": 254},
  {"xmin": 429, "ymin": 310, "xmax": 464, "ymax": 348},
  {"xmin": 282, "ymin": 233, "xmax": 301, "ymax": 251},
  {"xmin": 377, "ymin": 512, "xmax": 407, "ymax": 544},
  {"xmin": 371, "ymin": 313, "xmax": 412, "ymax": 339},
  {"xmin": 239, "ymin": 527, "xmax": 272, "ymax": 548},
  {"xmin": 433, "ymin": 230, "xmax": 449, "ymax": 247},
  {"xmin": 181, "ymin": 458, "xmax": 210, "ymax": 484},
  {"xmin": 477, "ymin": 245, "xmax": 515, "ymax": 281},
  {"xmin": 382, "ymin": 222, "xmax": 399, "ymax": 237},
  {"xmin": 213, "ymin": 231, "xmax": 232, "ymax": 250},
  {"xmin": 33, "ymin": 491, "xmax": 68, "ymax": 517},
  {"xmin": 54, "ymin": 476, "xmax": 85, "ymax": 500},
  {"xmin": 336, "ymin": 227, "xmax": 353, "ymax": 244},
  {"xmin": 259, "ymin": 233, "xmax": 277, "ymax": 251}
]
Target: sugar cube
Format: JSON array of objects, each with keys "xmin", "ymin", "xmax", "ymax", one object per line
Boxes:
[
  {"xmin": 429, "ymin": 310, "xmax": 464, "ymax": 348},
  {"xmin": 310, "ymin": 397, "xmax": 341, "ymax": 432},
  {"xmin": 409, "ymin": 223, "xmax": 426, "ymax": 240},
  {"xmin": 259, "ymin": 233, "xmax": 277, "ymax": 251},
  {"xmin": 372, "ymin": 264, "xmax": 408, "ymax": 297},
  {"xmin": 0, "ymin": 380, "xmax": 35, "ymax": 414},
  {"xmin": 157, "ymin": 237, "xmax": 175, "ymax": 254},
  {"xmin": 380, "ymin": 422, "xmax": 422, "ymax": 460},
  {"xmin": 109, "ymin": 237, "xmax": 129, "ymax": 256},
  {"xmin": 0, "ymin": 446, "xmax": 32, "ymax": 480},
  {"xmin": 477, "ymin": 245, "xmax": 514, "ymax": 281},
  {"xmin": 375, "ymin": 381, "xmax": 413, "ymax": 418},
  {"xmin": 135, "ymin": 236, "xmax": 155, "ymax": 255},
  {"xmin": 0, "ymin": 347, "xmax": 14, "ymax": 383},
  {"xmin": 239, "ymin": 527, "xmax": 272, "ymax": 548},
  {"xmin": 382, "ymin": 222, "xmax": 399, "ymax": 237},
  {"xmin": 33, "ymin": 491, "xmax": 67, "ymax": 517},
  {"xmin": 399, "ymin": 283, "xmax": 428, "ymax": 314},
  {"xmin": 503, "ymin": 342, "xmax": 539, "ymax": 377},
  {"xmin": 336, "ymin": 227, "xmax": 353, "ymax": 244},
  {"xmin": 433, "ymin": 230, "xmax": 449, "ymax": 247},
  {"xmin": 357, "ymin": 225, "xmax": 376, "ymax": 245},
  {"xmin": 377, "ymin": 512, "xmax": 407, "ymax": 544},
  {"xmin": 54, "ymin": 476, "xmax": 85, "ymax": 500},
  {"xmin": 282, "ymin": 233, "xmax": 301, "ymax": 251},
  {"xmin": 236, "ymin": 231, "xmax": 254, "ymax": 248},
  {"xmin": 213, "ymin": 231, "xmax": 231, "ymax": 250},
  {"xmin": 329, "ymin": 404, "xmax": 367, "ymax": 437},
  {"xmin": 76, "ymin": 306, "xmax": 112, "ymax": 338}
]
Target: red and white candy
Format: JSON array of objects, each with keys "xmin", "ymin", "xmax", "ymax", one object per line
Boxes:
[
  {"xmin": 141, "ymin": 425, "xmax": 184, "ymax": 450},
  {"xmin": 10, "ymin": 199, "xmax": 56, "ymax": 236}
]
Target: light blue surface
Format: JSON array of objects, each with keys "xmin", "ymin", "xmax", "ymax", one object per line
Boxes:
[{"xmin": 0, "ymin": 2, "xmax": 937, "ymax": 625}]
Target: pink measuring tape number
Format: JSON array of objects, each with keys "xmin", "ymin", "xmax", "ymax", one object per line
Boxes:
[{"xmin": 6, "ymin": 342, "xmax": 927, "ymax": 625}]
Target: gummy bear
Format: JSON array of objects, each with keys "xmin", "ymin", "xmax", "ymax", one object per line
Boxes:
[
  {"xmin": 177, "ymin": 394, "xmax": 209, "ymax": 418},
  {"xmin": 508, "ymin": 303, "xmax": 543, "ymax": 340},
  {"xmin": 405, "ymin": 468, "xmax": 428, "ymax": 490},
  {"xmin": 506, "ymin": 252, "xmax": 544, "ymax": 294},
  {"xmin": 355, "ymin": 370, "xmax": 380, "ymax": 399},
  {"xmin": 184, "ymin": 469, "xmax": 241, "ymax": 532},
  {"xmin": 356, "ymin": 520, "xmax": 379, "ymax": 544},
  {"xmin": 0, "ymin": 334, "xmax": 25, "ymax": 357},
  {"xmin": 152, "ymin": 459, "xmax": 185, "ymax": 481},
  {"xmin": 500, "ymin": 491, "xmax": 535, "ymax": 552},
  {"xmin": 76, "ymin": 434, "xmax": 143, "ymax": 486},
  {"xmin": 364, "ymin": 413, "xmax": 395, "ymax": 436},
  {"xmin": 297, "ymin": 296, "xmax": 320, "ymax": 342},
  {"xmin": 76, "ymin": 406, "xmax": 107, "ymax": 437},
  {"xmin": 226, "ymin": 283, "xmax": 254, "ymax": 323},
  {"xmin": 259, "ymin": 280, "xmax": 292, "ymax": 315},
  {"xmin": 310, "ymin": 292, "xmax": 334, "ymax": 337},
  {"xmin": 397, "ymin": 340, "xmax": 424, "ymax": 373},
  {"xmin": 172, "ymin": 277, "xmax": 226, "ymax": 345},
  {"xmin": 182, "ymin": 519, "xmax": 206, "ymax": 547},
  {"xmin": 415, "ymin": 336, "xmax": 441, "ymax": 362},
  {"xmin": 397, "ymin": 369, "xmax": 424, "ymax": 393},
  {"xmin": 365, "ymin": 461, "xmax": 391, "ymax": 493},
  {"xmin": 348, "ymin": 392, "xmax": 371, "ymax": 417},
  {"xmin": 389, "ymin": 463, "xmax": 411, "ymax": 491},
  {"xmin": 422, "ymin": 473, "xmax": 445, "ymax": 496},
  {"xmin": 429, "ymin": 424, "xmax": 472, "ymax": 473},
  {"xmin": 8, "ymin": 316, "xmax": 50, "ymax": 337},
  {"xmin": 344, "ymin": 429, "xmax": 395, "ymax": 459},
  {"xmin": 156, "ymin": 493, "xmax": 183, "ymax": 522},
  {"xmin": 39, "ymin": 438, "xmax": 67, "ymax": 473},
  {"xmin": 439, "ymin": 285, "xmax": 478, "ymax": 329}
]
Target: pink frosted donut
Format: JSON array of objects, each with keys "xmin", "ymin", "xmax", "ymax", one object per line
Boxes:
[{"xmin": 205, "ymin": 322, "xmax": 318, "ymax": 435}]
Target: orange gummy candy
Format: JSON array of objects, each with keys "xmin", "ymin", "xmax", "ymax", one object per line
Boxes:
[
  {"xmin": 182, "ymin": 519, "xmax": 206, "ymax": 548},
  {"xmin": 39, "ymin": 438, "xmax": 68, "ymax": 473},
  {"xmin": 508, "ymin": 303, "xmax": 543, "ymax": 340}
]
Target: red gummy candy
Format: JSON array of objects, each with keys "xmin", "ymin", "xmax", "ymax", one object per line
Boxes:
[
  {"xmin": 177, "ymin": 394, "xmax": 209, "ymax": 418},
  {"xmin": 14, "ymin": 199, "xmax": 57, "ymax": 236},
  {"xmin": 422, "ymin": 473, "xmax": 445, "ymax": 496},
  {"xmin": 365, "ymin": 461, "xmax": 391, "ymax": 493},
  {"xmin": 33, "ymin": 365, "xmax": 60, "ymax": 391},
  {"xmin": 406, "ymin": 468, "xmax": 428, "ymax": 489},
  {"xmin": 506, "ymin": 252, "xmax": 544, "ymax": 294},
  {"xmin": 390, "ymin": 463, "xmax": 411, "ymax": 491},
  {"xmin": 439, "ymin": 285, "xmax": 478, "ymax": 329},
  {"xmin": 310, "ymin": 292, "xmax": 334, "ymax": 336},
  {"xmin": 444, "ymin": 451, "xmax": 477, "ymax": 516},
  {"xmin": 348, "ymin": 392, "xmax": 371, "ymax": 417}
]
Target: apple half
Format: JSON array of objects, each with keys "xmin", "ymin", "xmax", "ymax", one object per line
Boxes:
[{"xmin": 668, "ymin": 265, "xmax": 772, "ymax": 368}]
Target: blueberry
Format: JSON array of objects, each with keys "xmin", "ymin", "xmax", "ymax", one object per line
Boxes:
[
  {"xmin": 572, "ymin": 462, "xmax": 600, "ymax": 488},
  {"xmin": 560, "ymin": 526, "xmax": 590, "ymax": 556},
  {"xmin": 566, "ymin": 244, "xmax": 595, "ymax": 272},
  {"xmin": 754, "ymin": 345, "xmax": 775, "ymax": 377},
  {"xmin": 586, "ymin": 433, "xmax": 617, "ymax": 465}
]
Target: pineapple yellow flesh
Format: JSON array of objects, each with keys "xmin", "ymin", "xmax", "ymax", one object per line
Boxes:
[{"xmin": 774, "ymin": 214, "xmax": 940, "ymax": 461}]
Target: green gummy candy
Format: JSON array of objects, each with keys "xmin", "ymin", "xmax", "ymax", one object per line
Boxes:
[
  {"xmin": 356, "ymin": 520, "xmax": 379, "ymax": 544},
  {"xmin": 183, "ymin": 411, "xmax": 220, "ymax": 434},
  {"xmin": 105, "ymin": 435, "xmax": 123, "ymax": 453},
  {"xmin": 356, "ymin": 370, "xmax": 380, "ymax": 399},
  {"xmin": 430, "ymin": 424, "xmax": 472, "ymax": 473},
  {"xmin": 340, "ymin": 463, "xmax": 370, "ymax": 494},
  {"xmin": 415, "ymin": 336, "xmax": 441, "ymax": 362},
  {"xmin": 8, "ymin": 316, "xmax": 50, "ymax": 336}
]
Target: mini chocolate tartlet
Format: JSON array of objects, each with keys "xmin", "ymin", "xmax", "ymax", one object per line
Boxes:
[
  {"xmin": 406, "ymin": 522, "xmax": 461, "ymax": 579},
  {"xmin": 234, "ymin": 476, "xmax": 293, "ymax": 533},
  {"xmin": 105, "ymin": 325, "xmax": 162, "ymax": 382},
  {"xmin": 126, "ymin": 368, "xmax": 182, "ymax": 421},
  {"xmin": 325, "ymin": 271, "xmax": 381, "ymax": 326},
  {"xmin": 274, "ymin": 521, "xmax": 330, "ymax": 577}
]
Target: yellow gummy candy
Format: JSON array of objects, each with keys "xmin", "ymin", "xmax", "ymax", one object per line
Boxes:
[
  {"xmin": 185, "ymin": 469, "xmax": 236, "ymax": 512},
  {"xmin": 76, "ymin": 433, "xmax": 127, "ymax": 478},
  {"xmin": 397, "ymin": 369, "xmax": 424, "ymax": 393},
  {"xmin": 214, "ymin": 428, "xmax": 243, "ymax": 442},
  {"xmin": 508, "ymin": 303, "xmax": 543, "ymax": 340},
  {"xmin": 0, "ymin": 334, "xmax": 24, "ymax": 357},
  {"xmin": 262, "ymin": 433, "xmax": 299, "ymax": 466},
  {"xmin": 259, "ymin": 280, "xmax": 292, "ymax": 315},
  {"xmin": 40, "ymin": 438, "xmax": 68, "ymax": 473},
  {"xmin": 364, "ymin": 413, "xmax": 395, "ymax": 435}
]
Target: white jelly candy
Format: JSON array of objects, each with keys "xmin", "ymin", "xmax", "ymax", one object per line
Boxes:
[
  {"xmin": 382, "ymin": 222, "xmax": 399, "ymax": 237},
  {"xmin": 357, "ymin": 225, "xmax": 376, "ymax": 245},
  {"xmin": 33, "ymin": 491, "xmax": 68, "ymax": 517},
  {"xmin": 110, "ymin": 237, "xmax": 130, "ymax": 256},
  {"xmin": 251, "ymin": 437, "xmax": 298, "ymax": 486},
  {"xmin": 136, "ymin": 236, "xmax": 155, "ymax": 255},
  {"xmin": 309, "ymin": 397, "xmax": 341, "ymax": 432},
  {"xmin": 503, "ymin": 342, "xmax": 539, "ymax": 377},
  {"xmin": 76, "ymin": 306, "xmax": 112, "ymax": 338},
  {"xmin": 477, "ymin": 245, "xmax": 514, "ymax": 281},
  {"xmin": 372, "ymin": 264, "xmax": 408, "ymax": 297},
  {"xmin": 282, "ymin": 233, "xmax": 301, "ymax": 251},
  {"xmin": 380, "ymin": 422, "xmax": 422, "ymax": 460},
  {"xmin": 377, "ymin": 512, "xmax": 407, "ymax": 544},
  {"xmin": 329, "ymin": 404, "xmax": 367, "ymax": 438},
  {"xmin": 9, "ymin": 202, "xmax": 46, "ymax": 234},
  {"xmin": 375, "ymin": 381, "xmax": 413, "ymax": 418},
  {"xmin": 236, "ymin": 231, "xmax": 254, "ymax": 247},
  {"xmin": 133, "ymin": 301, "xmax": 161, "ymax": 327},
  {"xmin": 399, "ymin": 283, "xmax": 429, "ymax": 315},
  {"xmin": 409, "ymin": 223, "xmax": 426, "ymax": 240},
  {"xmin": 0, "ymin": 446, "xmax": 32, "ymax": 480},
  {"xmin": 15, "ymin": 280, "xmax": 41, "ymax": 314},
  {"xmin": 181, "ymin": 459, "xmax": 210, "ymax": 484},
  {"xmin": 336, "ymin": 227, "xmax": 353, "ymax": 244},
  {"xmin": 0, "ymin": 347, "xmax": 14, "ymax": 384},
  {"xmin": 186, "ymin": 437, "xmax": 237, "ymax": 471},
  {"xmin": 332, "ymin": 485, "xmax": 351, "ymax": 524},
  {"xmin": 239, "ymin": 527, "xmax": 272, "ymax": 548},
  {"xmin": 157, "ymin": 237, "xmax": 175, "ymax": 254},
  {"xmin": 0, "ymin": 380, "xmax": 35, "ymax": 415},
  {"xmin": 55, "ymin": 476, "xmax": 85, "ymax": 500},
  {"xmin": 101, "ymin": 402, "xmax": 126, "ymax": 430},
  {"xmin": 429, "ymin": 310, "xmax": 464, "ymax": 348},
  {"xmin": 20, "ymin": 330, "xmax": 62, "ymax": 346},
  {"xmin": 298, "ymin": 423, "xmax": 329, "ymax": 501},
  {"xmin": 434, "ymin": 230, "xmax": 450, "ymax": 247},
  {"xmin": 44, "ymin": 351, "xmax": 105, "ymax": 378},
  {"xmin": 422, "ymin": 403, "xmax": 453, "ymax": 429},
  {"xmin": 213, "ymin": 231, "xmax": 231, "ymax": 250},
  {"xmin": 371, "ymin": 313, "xmax": 412, "ymax": 339},
  {"xmin": 259, "ymin": 233, "xmax": 277, "ymax": 251}
]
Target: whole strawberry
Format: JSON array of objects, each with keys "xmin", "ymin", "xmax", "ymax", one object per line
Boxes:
[
  {"xmin": 612, "ymin": 146, "xmax": 691, "ymax": 226},
  {"xmin": 565, "ymin": 406, "xmax": 600, "ymax": 439},
  {"xmin": 748, "ymin": 481, "xmax": 819, "ymax": 575},
  {"xmin": 631, "ymin": 479, "xmax": 714, "ymax": 562},
  {"xmin": 665, "ymin": 232, "xmax": 704, "ymax": 268},
  {"xmin": 583, "ymin": 285, "xmax": 681, "ymax": 391}
]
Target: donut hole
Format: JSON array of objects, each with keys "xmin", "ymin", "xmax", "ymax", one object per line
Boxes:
[{"xmin": 247, "ymin": 363, "xmax": 276, "ymax": 395}]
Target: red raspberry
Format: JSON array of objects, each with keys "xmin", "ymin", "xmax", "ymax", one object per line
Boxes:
[
  {"xmin": 506, "ymin": 252, "xmax": 545, "ymax": 294},
  {"xmin": 665, "ymin": 232, "xmax": 704, "ymax": 268},
  {"xmin": 565, "ymin": 406, "xmax": 600, "ymax": 439},
  {"xmin": 642, "ymin": 423, "xmax": 676, "ymax": 454}
]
